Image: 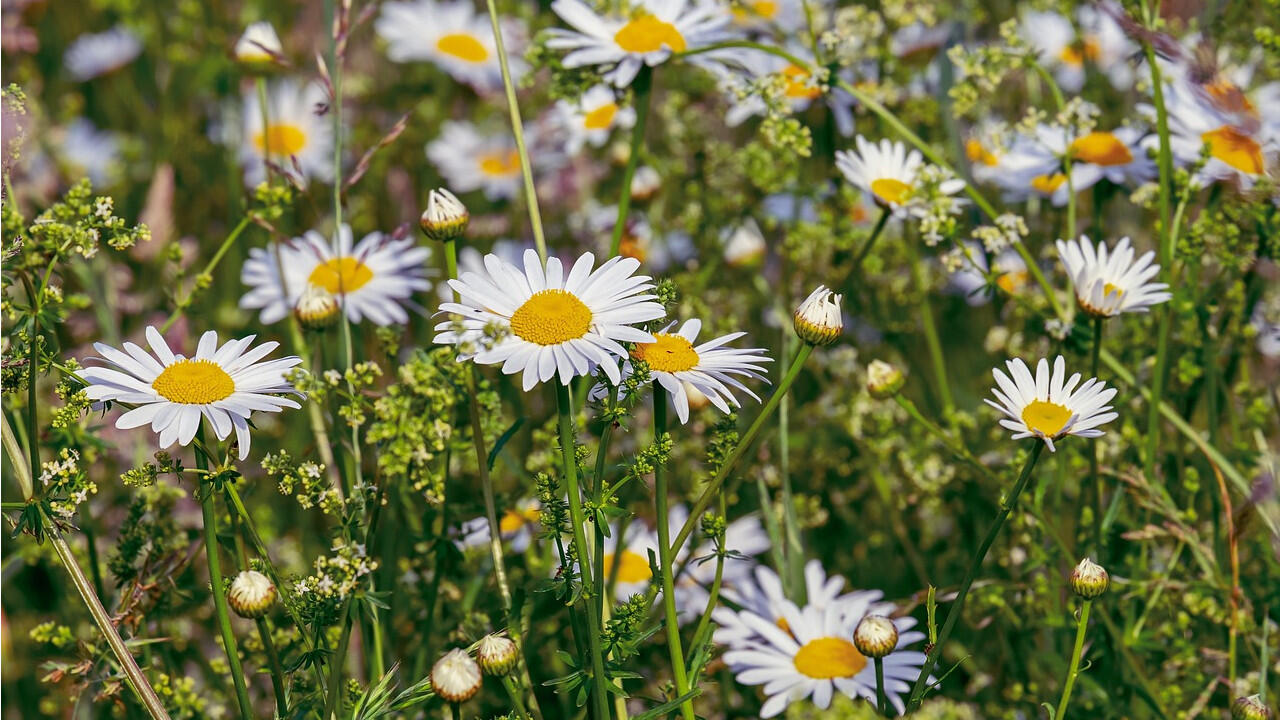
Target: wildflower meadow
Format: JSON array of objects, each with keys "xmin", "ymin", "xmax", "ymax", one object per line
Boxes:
[{"xmin": 3, "ymin": 0, "xmax": 1280, "ymax": 718}]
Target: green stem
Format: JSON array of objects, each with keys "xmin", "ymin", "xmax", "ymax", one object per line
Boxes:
[
  {"xmin": 653, "ymin": 389, "xmax": 695, "ymax": 720},
  {"xmin": 23, "ymin": 275, "xmax": 40, "ymax": 491},
  {"xmin": 1089, "ymin": 317, "xmax": 1104, "ymax": 549},
  {"xmin": 228, "ymin": 509, "xmax": 288, "ymax": 718},
  {"xmin": 501, "ymin": 675, "xmax": 533, "ymax": 720},
  {"xmin": 671, "ymin": 343, "xmax": 813, "ymax": 555},
  {"xmin": 555, "ymin": 383, "xmax": 612, "ymax": 720},
  {"xmin": 194, "ymin": 436, "xmax": 254, "ymax": 720},
  {"xmin": 324, "ymin": 598, "xmax": 355, "ymax": 720},
  {"xmin": 908, "ymin": 241, "xmax": 954, "ymax": 418},
  {"xmin": 850, "ymin": 209, "xmax": 890, "ymax": 273},
  {"xmin": 1054, "ymin": 599, "xmax": 1093, "ymax": 720},
  {"xmin": 608, "ymin": 66, "xmax": 653, "ymax": 258},
  {"xmin": 906, "ymin": 442, "xmax": 1046, "ymax": 710},
  {"xmin": 444, "ymin": 240, "xmax": 460, "ymax": 293},
  {"xmin": 483, "ymin": 0, "xmax": 546, "ymax": 263},
  {"xmin": 684, "ymin": 494, "xmax": 727, "ymax": 674},
  {"xmin": 776, "ymin": 332, "xmax": 805, "ymax": 602},
  {"xmin": 159, "ymin": 216, "xmax": 253, "ymax": 333},
  {"xmin": 874, "ymin": 657, "xmax": 887, "ymax": 716}
]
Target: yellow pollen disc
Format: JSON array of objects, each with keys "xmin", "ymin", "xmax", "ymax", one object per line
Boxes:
[
  {"xmin": 631, "ymin": 333, "xmax": 700, "ymax": 373},
  {"xmin": 614, "ymin": 14, "xmax": 686, "ymax": 54},
  {"xmin": 966, "ymin": 138, "xmax": 999, "ymax": 167},
  {"xmin": 152, "ymin": 359, "xmax": 235, "ymax": 405},
  {"xmin": 1069, "ymin": 132, "xmax": 1133, "ymax": 166},
  {"xmin": 782, "ymin": 65, "xmax": 821, "ymax": 100},
  {"xmin": 253, "ymin": 123, "xmax": 308, "ymax": 156},
  {"xmin": 1058, "ymin": 37, "xmax": 1101, "ymax": 67},
  {"xmin": 479, "ymin": 150, "xmax": 521, "ymax": 177},
  {"xmin": 583, "ymin": 102, "xmax": 619, "ymax": 130},
  {"xmin": 996, "ymin": 271, "xmax": 1030, "ymax": 294},
  {"xmin": 1201, "ymin": 126, "xmax": 1263, "ymax": 175},
  {"xmin": 436, "ymin": 33, "xmax": 489, "ymax": 62},
  {"xmin": 1103, "ymin": 282, "xmax": 1123, "ymax": 297},
  {"xmin": 1021, "ymin": 399, "xmax": 1072, "ymax": 437},
  {"xmin": 1030, "ymin": 173, "xmax": 1067, "ymax": 194},
  {"xmin": 308, "ymin": 257, "xmax": 374, "ymax": 294},
  {"xmin": 605, "ymin": 550, "xmax": 652, "ymax": 583},
  {"xmin": 509, "ymin": 289, "xmax": 593, "ymax": 346},
  {"xmin": 793, "ymin": 637, "xmax": 867, "ymax": 679},
  {"xmin": 870, "ymin": 177, "xmax": 912, "ymax": 206}
]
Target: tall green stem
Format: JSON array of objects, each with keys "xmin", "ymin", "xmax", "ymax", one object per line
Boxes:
[
  {"xmin": 908, "ymin": 241, "xmax": 954, "ymax": 419},
  {"xmin": 1088, "ymin": 317, "xmax": 1104, "ymax": 548},
  {"xmin": 652, "ymin": 389, "xmax": 695, "ymax": 720},
  {"xmin": 555, "ymin": 383, "xmax": 612, "ymax": 720},
  {"xmin": 608, "ymin": 67, "xmax": 653, "ymax": 257},
  {"xmin": 906, "ymin": 442, "xmax": 1046, "ymax": 710},
  {"xmin": 1054, "ymin": 599, "xmax": 1093, "ymax": 720},
  {"xmin": 873, "ymin": 657, "xmax": 887, "ymax": 716},
  {"xmin": 229, "ymin": 510, "xmax": 288, "ymax": 718},
  {"xmin": 851, "ymin": 209, "xmax": 891, "ymax": 273},
  {"xmin": 159, "ymin": 217, "xmax": 253, "ymax": 333}
]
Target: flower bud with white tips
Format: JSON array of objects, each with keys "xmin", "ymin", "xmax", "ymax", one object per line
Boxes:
[
  {"xmin": 431, "ymin": 648, "xmax": 482, "ymax": 703},
  {"xmin": 476, "ymin": 634, "xmax": 518, "ymax": 676},
  {"xmin": 866, "ymin": 360, "xmax": 904, "ymax": 399},
  {"xmin": 234, "ymin": 22, "xmax": 283, "ymax": 69},
  {"xmin": 852, "ymin": 615, "xmax": 898, "ymax": 659},
  {"xmin": 793, "ymin": 285, "xmax": 843, "ymax": 346},
  {"xmin": 420, "ymin": 188, "xmax": 469, "ymax": 242},
  {"xmin": 227, "ymin": 570, "xmax": 277, "ymax": 619},
  {"xmin": 1070, "ymin": 557, "xmax": 1109, "ymax": 599},
  {"xmin": 294, "ymin": 284, "xmax": 340, "ymax": 331},
  {"xmin": 1233, "ymin": 695, "xmax": 1272, "ymax": 720}
]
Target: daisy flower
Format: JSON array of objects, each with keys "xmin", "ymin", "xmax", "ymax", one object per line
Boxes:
[
  {"xmin": 985, "ymin": 356, "xmax": 1118, "ymax": 451},
  {"xmin": 714, "ymin": 560, "xmax": 872, "ymax": 646},
  {"xmin": 426, "ymin": 121, "xmax": 524, "ymax": 200},
  {"xmin": 730, "ymin": 0, "xmax": 809, "ymax": 34},
  {"xmin": 555, "ymin": 84, "xmax": 637, "ymax": 154},
  {"xmin": 433, "ymin": 249, "xmax": 665, "ymax": 391},
  {"xmin": 545, "ymin": 0, "xmax": 746, "ymax": 88},
  {"xmin": 374, "ymin": 0, "xmax": 526, "ymax": 93},
  {"xmin": 65, "ymin": 26, "xmax": 142, "ymax": 81},
  {"xmin": 1020, "ymin": 6, "xmax": 1135, "ymax": 93},
  {"xmin": 1145, "ymin": 79, "xmax": 1275, "ymax": 189},
  {"xmin": 457, "ymin": 499, "xmax": 542, "ymax": 553},
  {"xmin": 720, "ymin": 595, "xmax": 927, "ymax": 716},
  {"xmin": 723, "ymin": 44, "xmax": 856, "ymax": 133},
  {"xmin": 1056, "ymin": 235, "xmax": 1171, "ymax": 318},
  {"xmin": 1063, "ymin": 126, "xmax": 1156, "ymax": 189},
  {"xmin": 722, "ymin": 218, "xmax": 766, "ymax": 267},
  {"xmin": 59, "ymin": 118, "xmax": 121, "ymax": 188},
  {"xmin": 240, "ymin": 224, "xmax": 432, "ymax": 326},
  {"xmin": 78, "ymin": 327, "xmax": 302, "ymax": 460},
  {"xmin": 945, "ymin": 243, "xmax": 1029, "ymax": 306},
  {"xmin": 239, "ymin": 79, "xmax": 334, "ymax": 188},
  {"xmin": 836, "ymin": 136, "xmax": 965, "ymax": 218}
]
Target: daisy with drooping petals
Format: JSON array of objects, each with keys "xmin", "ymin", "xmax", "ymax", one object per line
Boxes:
[
  {"xmin": 1056, "ymin": 235, "xmax": 1171, "ymax": 318},
  {"xmin": 374, "ymin": 0, "xmax": 526, "ymax": 93},
  {"xmin": 239, "ymin": 79, "xmax": 333, "ymax": 188},
  {"xmin": 64, "ymin": 26, "xmax": 142, "ymax": 81},
  {"xmin": 945, "ymin": 243, "xmax": 1030, "ymax": 307},
  {"xmin": 433, "ymin": 249, "xmax": 666, "ymax": 391},
  {"xmin": 545, "ymin": 0, "xmax": 747, "ymax": 88},
  {"xmin": 836, "ymin": 136, "xmax": 965, "ymax": 218},
  {"xmin": 79, "ymin": 327, "xmax": 302, "ymax": 460},
  {"xmin": 720, "ymin": 595, "xmax": 927, "ymax": 716},
  {"xmin": 1143, "ymin": 79, "xmax": 1276, "ymax": 189},
  {"xmin": 240, "ymin": 224, "xmax": 432, "ymax": 326},
  {"xmin": 713, "ymin": 560, "xmax": 874, "ymax": 646},
  {"xmin": 1020, "ymin": 6, "xmax": 1135, "ymax": 93},
  {"xmin": 985, "ymin": 356, "xmax": 1118, "ymax": 452},
  {"xmin": 555, "ymin": 84, "xmax": 637, "ymax": 154}
]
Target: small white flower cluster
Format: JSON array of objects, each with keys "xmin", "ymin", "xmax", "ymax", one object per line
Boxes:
[
  {"xmin": 823, "ymin": 6, "xmax": 885, "ymax": 65},
  {"xmin": 294, "ymin": 542, "xmax": 378, "ymax": 605},
  {"xmin": 1054, "ymin": 97, "xmax": 1100, "ymax": 137},
  {"xmin": 914, "ymin": 165, "xmax": 967, "ymax": 245},
  {"xmin": 39, "ymin": 449, "xmax": 97, "ymax": 519},
  {"xmin": 971, "ymin": 212, "xmax": 1029, "ymax": 253}
]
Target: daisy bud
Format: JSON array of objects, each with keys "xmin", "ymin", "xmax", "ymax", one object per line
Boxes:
[
  {"xmin": 866, "ymin": 360, "xmax": 904, "ymax": 399},
  {"xmin": 420, "ymin": 188, "xmax": 469, "ymax": 242},
  {"xmin": 723, "ymin": 220, "xmax": 765, "ymax": 268},
  {"xmin": 234, "ymin": 22, "xmax": 283, "ymax": 70},
  {"xmin": 1069, "ymin": 557, "xmax": 1109, "ymax": 599},
  {"xmin": 853, "ymin": 615, "xmax": 898, "ymax": 659},
  {"xmin": 476, "ymin": 634, "xmax": 518, "ymax": 676},
  {"xmin": 793, "ymin": 285, "xmax": 843, "ymax": 346},
  {"xmin": 431, "ymin": 648, "xmax": 482, "ymax": 703},
  {"xmin": 226, "ymin": 570, "xmax": 276, "ymax": 619},
  {"xmin": 630, "ymin": 165, "xmax": 661, "ymax": 201},
  {"xmin": 1233, "ymin": 695, "xmax": 1273, "ymax": 720},
  {"xmin": 294, "ymin": 284, "xmax": 340, "ymax": 331}
]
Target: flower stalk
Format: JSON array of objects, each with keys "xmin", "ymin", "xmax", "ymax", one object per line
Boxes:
[
  {"xmin": 1054, "ymin": 599, "xmax": 1093, "ymax": 720},
  {"xmin": 652, "ymin": 387, "xmax": 696, "ymax": 720}
]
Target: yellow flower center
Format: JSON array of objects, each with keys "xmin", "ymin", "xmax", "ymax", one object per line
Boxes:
[
  {"xmin": 782, "ymin": 65, "xmax": 821, "ymax": 100},
  {"xmin": 605, "ymin": 550, "xmax": 652, "ymax": 583},
  {"xmin": 479, "ymin": 150, "xmax": 521, "ymax": 177},
  {"xmin": 436, "ymin": 33, "xmax": 489, "ymax": 63},
  {"xmin": 583, "ymin": 102, "xmax": 619, "ymax": 130},
  {"xmin": 1058, "ymin": 37, "xmax": 1101, "ymax": 67},
  {"xmin": 732, "ymin": 0, "xmax": 779, "ymax": 21},
  {"xmin": 1204, "ymin": 78, "xmax": 1256, "ymax": 116},
  {"xmin": 509, "ymin": 289, "xmax": 593, "ymax": 346},
  {"xmin": 1201, "ymin": 126, "xmax": 1263, "ymax": 175},
  {"xmin": 614, "ymin": 14, "xmax": 686, "ymax": 54},
  {"xmin": 870, "ymin": 178, "xmax": 912, "ymax": 206},
  {"xmin": 1103, "ymin": 282, "xmax": 1123, "ymax": 297},
  {"xmin": 965, "ymin": 138, "xmax": 999, "ymax": 167},
  {"xmin": 1069, "ymin": 131, "xmax": 1133, "ymax": 166},
  {"xmin": 1021, "ymin": 399, "xmax": 1072, "ymax": 437},
  {"xmin": 631, "ymin": 333, "xmax": 699, "ymax": 373},
  {"xmin": 253, "ymin": 123, "xmax": 308, "ymax": 156},
  {"xmin": 996, "ymin": 271, "xmax": 1030, "ymax": 294},
  {"xmin": 1030, "ymin": 173, "xmax": 1067, "ymax": 194},
  {"xmin": 152, "ymin": 359, "xmax": 236, "ymax": 405},
  {"xmin": 308, "ymin": 257, "xmax": 374, "ymax": 294},
  {"xmin": 499, "ymin": 507, "xmax": 540, "ymax": 535},
  {"xmin": 793, "ymin": 637, "xmax": 867, "ymax": 679}
]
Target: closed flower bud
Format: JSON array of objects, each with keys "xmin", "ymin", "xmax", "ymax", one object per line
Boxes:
[
  {"xmin": 866, "ymin": 360, "xmax": 904, "ymax": 399},
  {"xmin": 294, "ymin": 284, "xmax": 340, "ymax": 330},
  {"xmin": 1070, "ymin": 557, "xmax": 1108, "ymax": 599},
  {"xmin": 431, "ymin": 648, "xmax": 482, "ymax": 703},
  {"xmin": 793, "ymin": 285, "xmax": 843, "ymax": 346},
  {"xmin": 476, "ymin": 634, "xmax": 518, "ymax": 676},
  {"xmin": 852, "ymin": 615, "xmax": 898, "ymax": 659},
  {"xmin": 723, "ymin": 220, "xmax": 765, "ymax": 268},
  {"xmin": 1233, "ymin": 695, "xmax": 1272, "ymax": 720},
  {"xmin": 234, "ymin": 22, "xmax": 283, "ymax": 69},
  {"xmin": 420, "ymin": 188, "xmax": 469, "ymax": 242},
  {"xmin": 227, "ymin": 570, "xmax": 276, "ymax": 619}
]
